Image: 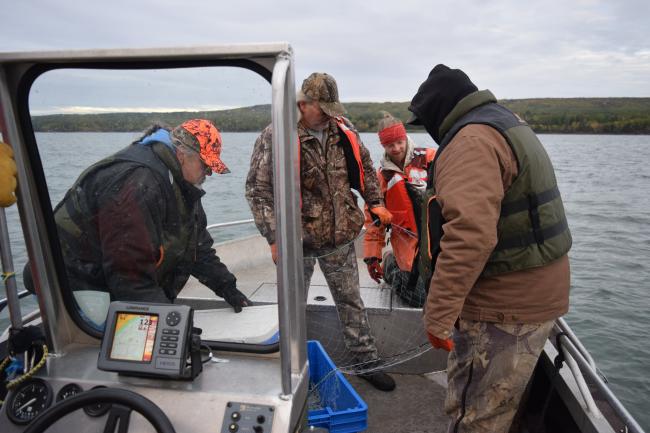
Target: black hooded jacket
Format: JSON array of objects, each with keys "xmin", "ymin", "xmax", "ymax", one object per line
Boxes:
[
  {"xmin": 407, "ymin": 64, "xmax": 478, "ymax": 144},
  {"xmin": 54, "ymin": 140, "xmax": 237, "ymax": 304}
]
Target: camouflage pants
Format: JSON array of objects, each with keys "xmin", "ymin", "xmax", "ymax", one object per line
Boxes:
[
  {"xmin": 383, "ymin": 252, "xmax": 427, "ymax": 308},
  {"xmin": 304, "ymin": 243, "xmax": 378, "ymax": 361},
  {"xmin": 445, "ymin": 319, "xmax": 554, "ymax": 433}
]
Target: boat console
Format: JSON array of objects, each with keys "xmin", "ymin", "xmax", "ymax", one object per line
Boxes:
[{"xmin": 97, "ymin": 302, "xmax": 199, "ymax": 380}]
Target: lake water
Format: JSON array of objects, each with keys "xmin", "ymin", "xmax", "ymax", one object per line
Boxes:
[{"xmin": 1, "ymin": 132, "xmax": 649, "ymax": 428}]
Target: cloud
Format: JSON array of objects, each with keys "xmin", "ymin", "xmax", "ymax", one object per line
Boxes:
[
  {"xmin": 28, "ymin": 65, "xmax": 270, "ymax": 114},
  {"xmin": 1, "ymin": 0, "xmax": 648, "ymax": 104},
  {"xmin": 31, "ymin": 105, "xmax": 238, "ymax": 116}
]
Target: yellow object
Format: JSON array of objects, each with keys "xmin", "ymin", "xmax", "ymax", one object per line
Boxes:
[{"xmin": 0, "ymin": 141, "xmax": 18, "ymax": 207}]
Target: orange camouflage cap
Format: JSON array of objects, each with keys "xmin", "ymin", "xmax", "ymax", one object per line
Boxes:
[{"xmin": 171, "ymin": 119, "xmax": 230, "ymax": 174}]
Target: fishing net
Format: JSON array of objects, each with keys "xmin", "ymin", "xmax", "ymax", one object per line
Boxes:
[{"xmin": 303, "ymin": 225, "xmax": 436, "ymax": 376}]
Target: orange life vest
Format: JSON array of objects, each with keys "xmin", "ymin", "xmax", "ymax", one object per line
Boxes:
[
  {"xmin": 298, "ymin": 117, "xmax": 365, "ymax": 195},
  {"xmin": 382, "ymin": 148, "xmax": 435, "ymax": 271},
  {"xmin": 335, "ymin": 117, "xmax": 365, "ymax": 193}
]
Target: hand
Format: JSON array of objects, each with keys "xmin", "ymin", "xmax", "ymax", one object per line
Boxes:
[
  {"xmin": 365, "ymin": 257, "xmax": 383, "ymax": 283},
  {"xmin": 0, "ymin": 142, "xmax": 18, "ymax": 207},
  {"xmin": 427, "ymin": 332, "xmax": 454, "ymax": 351},
  {"xmin": 222, "ymin": 286, "xmax": 253, "ymax": 313},
  {"xmin": 270, "ymin": 243, "xmax": 278, "ymax": 264},
  {"xmin": 370, "ymin": 206, "xmax": 392, "ymax": 226}
]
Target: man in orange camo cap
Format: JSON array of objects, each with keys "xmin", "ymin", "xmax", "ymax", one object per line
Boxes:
[{"xmin": 45, "ymin": 119, "xmax": 251, "ymax": 319}]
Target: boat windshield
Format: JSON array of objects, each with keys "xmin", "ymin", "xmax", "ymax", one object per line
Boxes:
[{"xmin": 25, "ymin": 65, "xmax": 278, "ymax": 347}]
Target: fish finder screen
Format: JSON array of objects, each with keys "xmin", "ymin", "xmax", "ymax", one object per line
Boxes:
[{"xmin": 109, "ymin": 313, "xmax": 159, "ymax": 362}]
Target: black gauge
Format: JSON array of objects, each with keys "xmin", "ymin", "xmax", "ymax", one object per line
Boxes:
[
  {"xmin": 83, "ymin": 385, "xmax": 112, "ymax": 417},
  {"xmin": 56, "ymin": 383, "xmax": 84, "ymax": 402},
  {"xmin": 6, "ymin": 378, "xmax": 54, "ymax": 425}
]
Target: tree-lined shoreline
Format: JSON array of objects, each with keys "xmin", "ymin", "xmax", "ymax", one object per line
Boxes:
[{"xmin": 32, "ymin": 98, "xmax": 650, "ymax": 134}]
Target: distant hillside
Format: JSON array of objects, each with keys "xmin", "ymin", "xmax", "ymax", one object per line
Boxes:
[
  {"xmin": 501, "ymin": 98, "xmax": 650, "ymax": 134},
  {"xmin": 31, "ymin": 104, "xmax": 272, "ymax": 133},
  {"xmin": 32, "ymin": 98, "xmax": 650, "ymax": 134}
]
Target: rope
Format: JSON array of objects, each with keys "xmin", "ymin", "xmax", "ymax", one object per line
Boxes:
[
  {"xmin": 0, "ymin": 345, "xmax": 49, "ymax": 405},
  {"xmin": 1, "ymin": 271, "xmax": 15, "ymax": 282},
  {"xmin": 0, "ymin": 356, "xmax": 9, "ymax": 406},
  {"xmin": 0, "ymin": 355, "xmax": 10, "ymax": 374}
]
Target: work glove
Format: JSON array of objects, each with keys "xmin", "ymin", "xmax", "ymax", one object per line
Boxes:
[
  {"xmin": 222, "ymin": 286, "xmax": 252, "ymax": 313},
  {"xmin": 364, "ymin": 257, "xmax": 383, "ymax": 283},
  {"xmin": 370, "ymin": 206, "xmax": 392, "ymax": 226},
  {"xmin": 270, "ymin": 243, "xmax": 278, "ymax": 264},
  {"xmin": 0, "ymin": 141, "xmax": 18, "ymax": 207},
  {"xmin": 427, "ymin": 332, "xmax": 454, "ymax": 352}
]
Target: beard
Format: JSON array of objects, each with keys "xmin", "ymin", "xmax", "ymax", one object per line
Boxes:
[{"xmin": 193, "ymin": 175, "xmax": 206, "ymax": 188}]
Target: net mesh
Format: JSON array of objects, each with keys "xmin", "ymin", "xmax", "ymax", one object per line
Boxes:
[
  {"xmin": 305, "ymin": 230, "xmax": 434, "ymax": 375},
  {"xmin": 307, "ymin": 369, "xmax": 343, "ymax": 412}
]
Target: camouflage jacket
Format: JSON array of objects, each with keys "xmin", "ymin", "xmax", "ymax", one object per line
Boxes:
[{"xmin": 245, "ymin": 117, "xmax": 384, "ymax": 250}]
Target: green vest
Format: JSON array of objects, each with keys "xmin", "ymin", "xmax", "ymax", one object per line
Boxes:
[{"xmin": 419, "ymin": 90, "xmax": 571, "ymax": 282}]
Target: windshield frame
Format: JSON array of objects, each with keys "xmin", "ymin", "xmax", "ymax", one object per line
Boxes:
[{"xmin": 19, "ymin": 59, "xmax": 272, "ymax": 342}]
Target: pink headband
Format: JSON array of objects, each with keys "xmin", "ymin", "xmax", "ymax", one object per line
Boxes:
[{"xmin": 379, "ymin": 123, "xmax": 407, "ymax": 145}]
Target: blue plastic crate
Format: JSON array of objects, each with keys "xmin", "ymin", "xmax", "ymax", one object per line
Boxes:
[{"xmin": 307, "ymin": 340, "xmax": 368, "ymax": 433}]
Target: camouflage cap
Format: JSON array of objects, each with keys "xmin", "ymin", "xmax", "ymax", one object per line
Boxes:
[
  {"xmin": 298, "ymin": 72, "xmax": 346, "ymax": 117},
  {"xmin": 171, "ymin": 119, "xmax": 230, "ymax": 174}
]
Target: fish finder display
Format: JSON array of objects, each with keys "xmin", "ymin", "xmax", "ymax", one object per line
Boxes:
[{"xmin": 109, "ymin": 313, "xmax": 158, "ymax": 362}]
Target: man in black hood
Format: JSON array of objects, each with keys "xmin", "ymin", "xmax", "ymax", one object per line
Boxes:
[
  {"xmin": 407, "ymin": 64, "xmax": 478, "ymax": 143},
  {"xmin": 408, "ymin": 65, "xmax": 571, "ymax": 432}
]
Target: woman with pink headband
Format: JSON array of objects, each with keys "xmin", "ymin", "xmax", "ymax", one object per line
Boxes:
[{"xmin": 363, "ymin": 112, "xmax": 436, "ymax": 307}]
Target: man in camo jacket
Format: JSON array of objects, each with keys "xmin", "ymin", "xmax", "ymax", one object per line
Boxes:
[{"xmin": 245, "ymin": 72, "xmax": 396, "ymax": 391}]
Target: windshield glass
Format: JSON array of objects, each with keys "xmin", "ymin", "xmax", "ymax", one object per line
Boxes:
[{"xmin": 27, "ymin": 65, "xmax": 279, "ymax": 347}]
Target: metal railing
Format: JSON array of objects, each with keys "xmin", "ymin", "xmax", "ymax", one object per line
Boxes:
[
  {"xmin": 0, "ymin": 289, "xmax": 32, "ymax": 314},
  {"xmin": 206, "ymin": 219, "xmax": 255, "ymax": 231},
  {"xmin": 554, "ymin": 320, "xmax": 645, "ymax": 433},
  {"xmin": 557, "ymin": 317, "xmax": 597, "ymax": 371},
  {"xmin": 0, "ymin": 207, "xmax": 23, "ymax": 328}
]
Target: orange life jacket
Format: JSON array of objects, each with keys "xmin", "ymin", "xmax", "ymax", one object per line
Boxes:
[
  {"xmin": 382, "ymin": 148, "xmax": 435, "ymax": 271},
  {"xmin": 335, "ymin": 117, "xmax": 365, "ymax": 193},
  {"xmin": 298, "ymin": 117, "xmax": 365, "ymax": 196}
]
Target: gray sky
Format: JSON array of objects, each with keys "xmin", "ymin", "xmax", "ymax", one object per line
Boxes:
[{"xmin": 2, "ymin": 0, "xmax": 649, "ymax": 113}]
